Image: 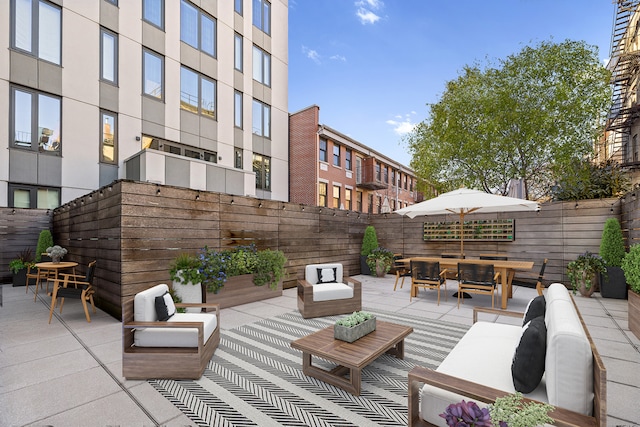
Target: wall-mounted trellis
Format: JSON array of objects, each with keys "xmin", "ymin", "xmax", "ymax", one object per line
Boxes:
[{"xmin": 423, "ymin": 219, "xmax": 514, "ymax": 241}]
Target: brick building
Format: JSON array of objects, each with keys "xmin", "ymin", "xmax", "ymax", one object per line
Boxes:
[{"xmin": 289, "ymin": 105, "xmax": 420, "ymax": 213}]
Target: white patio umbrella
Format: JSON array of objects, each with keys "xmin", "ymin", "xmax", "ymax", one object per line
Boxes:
[{"xmin": 394, "ymin": 188, "xmax": 540, "ymax": 255}]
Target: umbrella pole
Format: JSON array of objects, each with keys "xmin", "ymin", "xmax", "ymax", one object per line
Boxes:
[{"xmin": 459, "ymin": 212, "xmax": 464, "ymax": 257}]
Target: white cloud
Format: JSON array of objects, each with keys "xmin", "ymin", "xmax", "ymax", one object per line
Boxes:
[
  {"xmin": 354, "ymin": 0, "xmax": 384, "ymax": 25},
  {"xmin": 302, "ymin": 45, "xmax": 321, "ymax": 64},
  {"xmin": 386, "ymin": 112, "xmax": 417, "ymax": 135},
  {"xmin": 330, "ymin": 54, "xmax": 347, "ymax": 62}
]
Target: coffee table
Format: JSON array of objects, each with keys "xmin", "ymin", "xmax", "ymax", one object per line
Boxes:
[{"xmin": 290, "ymin": 320, "xmax": 413, "ymax": 395}]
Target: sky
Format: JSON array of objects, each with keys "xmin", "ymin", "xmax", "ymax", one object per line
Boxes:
[{"xmin": 288, "ymin": 0, "xmax": 616, "ymax": 168}]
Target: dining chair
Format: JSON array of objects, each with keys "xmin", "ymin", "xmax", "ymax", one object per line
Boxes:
[
  {"xmin": 27, "ymin": 265, "xmax": 57, "ymax": 301},
  {"xmin": 479, "ymin": 254, "xmax": 508, "ymax": 261},
  {"xmin": 457, "ymin": 262, "xmax": 500, "ymax": 308},
  {"xmin": 393, "ymin": 255, "xmax": 411, "ymax": 291},
  {"xmin": 441, "ymin": 253, "xmax": 464, "ymax": 280},
  {"xmin": 535, "ymin": 258, "xmax": 549, "ymax": 296},
  {"xmin": 48, "ymin": 260, "xmax": 97, "ymax": 323},
  {"xmin": 410, "ymin": 260, "xmax": 448, "ymax": 305}
]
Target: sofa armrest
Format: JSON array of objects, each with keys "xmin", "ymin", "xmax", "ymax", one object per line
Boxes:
[
  {"xmin": 344, "ymin": 276, "xmax": 361, "ymax": 292},
  {"xmin": 408, "ymin": 366, "xmax": 597, "ymax": 427},
  {"xmin": 472, "ymin": 306, "xmax": 524, "ymax": 323},
  {"xmin": 124, "ymin": 320, "xmax": 207, "ymax": 351},
  {"xmin": 176, "ymin": 302, "xmax": 221, "ymax": 316}
]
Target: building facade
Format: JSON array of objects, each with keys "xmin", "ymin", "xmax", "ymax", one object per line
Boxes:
[
  {"xmin": 1, "ymin": 0, "xmax": 289, "ymax": 209},
  {"xmin": 289, "ymin": 105, "xmax": 420, "ymax": 213},
  {"xmin": 601, "ymin": 0, "xmax": 640, "ymax": 186}
]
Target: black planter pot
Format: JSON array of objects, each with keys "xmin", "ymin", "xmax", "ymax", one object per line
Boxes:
[
  {"xmin": 600, "ymin": 266, "xmax": 628, "ymax": 299},
  {"xmin": 12, "ymin": 268, "xmax": 27, "ymax": 287},
  {"xmin": 360, "ymin": 255, "xmax": 371, "ymax": 275}
]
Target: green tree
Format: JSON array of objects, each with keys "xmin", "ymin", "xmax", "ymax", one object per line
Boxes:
[{"xmin": 407, "ymin": 40, "xmax": 611, "ymax": 200}]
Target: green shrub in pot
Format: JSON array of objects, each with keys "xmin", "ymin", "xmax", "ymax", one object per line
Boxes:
[{"xmin": 599, "ymin": 218, "xmax": 628, "ymax": 298}]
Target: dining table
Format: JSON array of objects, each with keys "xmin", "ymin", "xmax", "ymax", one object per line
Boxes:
[
  {"xmin": 399, "ymin": 257, "xmax": 534, "ymax": 309},
  {"xmin": 34, "ymin": 261, "xmax": 78, "ymax": 300}
]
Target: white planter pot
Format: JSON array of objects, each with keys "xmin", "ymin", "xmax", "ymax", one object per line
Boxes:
[{"xmin": 172, "ymin": 270, "xmax": 202, "ymax": 313}]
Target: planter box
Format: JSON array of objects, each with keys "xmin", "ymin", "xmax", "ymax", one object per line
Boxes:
[
  {"xmin": 629, "ymin": 290, "xmax": 640, "ymax": 340},
  {"xmin": 12, "ymin": 269, "xmax": 27, "ymax": 287},
  {"xmin": 205, "ymin": 274, "xmax": 283, "ymax": 309},
  {"xmin": 600, "ymin": 267, "xmax": 628, "ymax": 299},
  {"xmin": 334, "ymin": 317, "xmax": 376, "ymax": 343}
]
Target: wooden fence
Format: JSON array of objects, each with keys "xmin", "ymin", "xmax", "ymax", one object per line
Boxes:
[{"xmin": 0, "ymin": 180, "xmax": 628, "ymax": 320}]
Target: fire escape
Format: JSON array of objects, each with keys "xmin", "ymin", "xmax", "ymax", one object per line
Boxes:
[{"xmin": 605, "ymin": 0, "xmax": 640, "ymax": 169}]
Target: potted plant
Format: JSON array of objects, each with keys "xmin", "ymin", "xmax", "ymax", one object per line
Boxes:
[
  {"xmin": 621, "ymin": 244, "xmax": 640, "ymax": 339},
  {"xmin": 46, "ymin": 245, "xmax": 67, "ymax": 263},
  {"xmin": 334, "ymin": 311, "xmax": 376, "ymax": 342},
  {"xmin": 35, "ymin": 230, "xmax": 54, "ymax": 262},
  {"xmin": 9, "ymin": 248, "xmax": 34, "ymax": 287},
  {"xmin": 599, "ymin": 218, "xmax": 628, "ymax": 299},
  {"xmin": 366, "ymin": 247, "xmax": 395, "ymax": 277},
  {"xmin": 567, "ymin": 251, "xmax": 607, "ymax": 297},
  {"xmin": 169, "ymin": 253, "xmax": 205, "ymax": 312},
  {"xmin": 360, "ymin": 225, "xmax": 379, "ymax": 275}
]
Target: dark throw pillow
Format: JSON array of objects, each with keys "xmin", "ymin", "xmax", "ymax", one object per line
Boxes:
[
  {"xmin": 512, "ymin": 316, "xmax": 547, "ymax": 393},
  {"xmin": 316, "ymin": 267, "xmax": 337, "ymax": 284},
  {"xmin": 523, "ymin": 295, "xmax": 546, "ymax": 326},
  {"xmin": 155, "ymin": 292, "xmax": 176, "ymax": 321}
]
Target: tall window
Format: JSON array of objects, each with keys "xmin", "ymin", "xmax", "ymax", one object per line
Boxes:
[
  {"xmin": 252, "ymin": 0, "xmax": 271, "ymax": 35},
  {"xmin": 391, "ymin": 169, "xmax": 396, "ymax": 186},
  {"xmin": 101, "ymin": 110, "xmax": 117, "ymax": 164},
  {"xmin": 252, "ymin": 100, "xmax": 270, "ymax": 137},
  {"xmin": 143, "ymin": 49, "xmax": 164, "ymax": 99},
  {"xmin": 235, "ymin": 0, "xmax": 242, "ymax": 15},
  {"xmin": 253, "ymin": 154, "xmax": 271, "ymax": 190},
  {"xmin": 100, "ymin": 28, "xmax": 118, "ymax": 84},
  {"xmin": 345, "ymin": 149, "xmax": 352, "ymax": 171},
  {"xmin": 333, "ymin": 185, "xmax": 340, "ymax": 209},
  {"xmin": 234, "ymin": 91, "xmax": 243, "ymax": 128},
  {"xmin": 9, "ymin": 184, "xmax": 59, "ymax": 209},
  {"xmin": 12, "ymin": 0, "xmax": 61, "ymax": 65},
  {"xmin": 345, "ymin": 188, "xmax": 352, "ymax": 210},
  {"xmin": 333, "ymin": 145, "xmax": 340, "ymax": 167},
  {"xmin": 234, "ymin": 33, "xmax": 243, "ymax": 71},
  {"xmin": 180, "ymin": 0, "xmax": 215, "ymax": 57},
  {"xmin": 357, "ymin": 191, "xmax": 363, "ymax": 212},
  {"xmin": 252, "ymin": 45, "xmax": 271, "ymax": 86},
  {"xmin": 368, "ymin": 194, "xmax": 374, "ymax": 214},
  {"xmin": 11, "ymin": 86, "xmax": 61, "ymax": 153},
  {"xmin": 143, "ymin": 0, "xmax": 164, "ymax": 29},
  {"xmin": 235, "ymin": 148, "xmax": 243, "ymax": 169},
  {"xmin": 319, "ymin": 138, "xmax": 327, "ymax": 162},
  {"xmin": 318, "ymin": 182, "xmax": 328, "ymax": 207},
  {"xmin": 383, "ymin": 166, "xmax": 388, "ymax": 184},
  {"xmin": 375, "ymin": 164, "xmax": 381, "ymax": 181},
  {"xmin": 180, "ymin": 66, "xmax": 216, "ymax": 118}
]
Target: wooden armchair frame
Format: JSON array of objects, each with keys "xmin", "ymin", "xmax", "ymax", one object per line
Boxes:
[
  {"xmin": 409, "ymin": 260, "xmax": 448, "ymax": 305},
  {"xmin": 408, "ymin": 304, "xmax": 606, "ymax": 427},
  {"xmin": 457, "ymin": 263, "xmax": 501, "ymax": 308},
  {"xmin": 297, "ymin": 276, "xmax": 362, "ymax": 319},
  {"xmin": 122, "ymin": 299, "xmax": 221, "ymax": 380},
  {"xmin": 48, "ymin": 261, "xmax": 97, "ymax": 323}
]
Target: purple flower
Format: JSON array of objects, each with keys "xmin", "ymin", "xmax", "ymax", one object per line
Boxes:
[{"xmin": 440, "ymin": 400, "xmax": 492, "ymax": 427}]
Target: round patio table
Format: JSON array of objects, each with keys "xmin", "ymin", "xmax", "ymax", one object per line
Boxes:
[{"xmin": 33, "ymin": 261, "xmax": 78, "ymax": 301}]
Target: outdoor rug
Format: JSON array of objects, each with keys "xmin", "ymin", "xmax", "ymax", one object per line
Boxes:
[{"xmin": 149, "ymin": 309, "xmax": 469, "ymax": 426}]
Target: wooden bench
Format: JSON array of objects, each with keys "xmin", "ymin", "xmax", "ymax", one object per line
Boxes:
[{"xmin": 408, "ymin": 286, "xmax": 606, "ymax": 427}]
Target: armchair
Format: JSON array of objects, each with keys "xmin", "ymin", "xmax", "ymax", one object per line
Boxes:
[
  {"xmin": 409, "ymin": 260, "xmax": 448, "ymax": 305},
  {"xmin": 457, "ymin": 263, "xmax": 500, "ymax": 308},
  {"xmin": 48, "ymin": 260, "xmax": 97, "ymax": 323},
  {"xmin": 297, "ymin": 263, "xmax": 362, "ymax": 318}
]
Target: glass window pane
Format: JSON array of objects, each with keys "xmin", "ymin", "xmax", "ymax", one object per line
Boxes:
[
  {"xmin": 263, "ymin": 104, "xmax": 270, "ymax": 138},
  {"xmin": 38, "ymin": 1, "xmax": 61, "ymax": 64},
  {"xmin": 102, "ymin": 112, "xmax": 116, "ymax": 163},
  {"xmin": 253, "ymin": 153, "xmax": 262, "ymax": 188},
  {"xmin": 15, "ymin": 0, "xmax": 32, "ymax": 52},
  {"xmin": 14, "ymin": 89, "xmax": 32, "ymax": 147},
  {"xmin": 252, "ymin": 0, "xmax": 261, "ymax": 28},
  {"xmin": 234, "ymin": 33, "xmax": 243, "ymax": 71},
  {"xmin": 263, "ymin": 53, "xmax": 270, "ymax": 86},
  {"xmin": 263, "ymin": 1, "xmax": 270, "ymax": 35},
  {"xmin": 38, "ymin": 94, "xmax": 60, "ymax": 152},
  {"xmin": 201, "ymin": 78, "xmax": 215, "ymax": 118},
  {"xmin": 144, "ymin": 50, "xmax": 163, "ymax": 98},
  {"xmin": 201, "ymin": 15, "xmax": 215, "ymax": 56},
  {"xmin": 252, "ymin": 46, "xmax": 262, "ymax": 82},
  {"xmin": 37, "ymin": 188, "xmax": 59, "ymax": 209},
  {"xmin": 144, "ymin": 0, "xmax": 163, "ymax": 27},
  {"xmin": 235, "ymin": 0, "xmax": 242, "ymax": 14},
  {"xmin": 264, "ymin": 157, "xmax": 270, "ymax": 190},
  {"xmin": 180, "ymin": 67, "xmax": 198, "ymax": 112},
  {"xmin": 180, "ymin": 0, "xmax": 198, "ymax": 48},
  {"xmin": 234, "ymin": 91, "xmax": 243, "ymax": 128},
  {"xmin": 14, "ymin": 189, "xmax": 31, "ymax": 208},
  {"xmin": 252, "ymin": 100, "xmax": 262, "ymax": 135},
  {"xmin": 101, "ymin": 31, "xmax": 116, "ymax": 82}
]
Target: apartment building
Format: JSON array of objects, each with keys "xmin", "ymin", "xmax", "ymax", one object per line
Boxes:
[
  {"xmin": 601, "ymin": 0, "xmax": 640, "ymax": 186},
  {"xmin": 1, "ymin": 0, "xmax": 289, "ymax": 209},
  {"xmin": 289, "ymin": 105, "xmax": 420, "ymax": 213}
]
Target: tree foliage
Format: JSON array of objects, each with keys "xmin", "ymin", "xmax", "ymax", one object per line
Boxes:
[
  {"xmin": 406, "ymin": 40, "xmax": 611, "ymax": 199},
  {"xmin": 551, "ymin": 159, "xmax": 630, "ymax": 201}
]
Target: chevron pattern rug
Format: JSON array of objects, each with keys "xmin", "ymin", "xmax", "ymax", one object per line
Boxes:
[{"xmin": 149, "ymin": 309, "xmax": 469, "ymax": 426}]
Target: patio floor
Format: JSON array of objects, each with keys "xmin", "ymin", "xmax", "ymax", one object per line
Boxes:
[{"xmin": 1, "ymin": 275, "xmax": 639, "ymax": 426}]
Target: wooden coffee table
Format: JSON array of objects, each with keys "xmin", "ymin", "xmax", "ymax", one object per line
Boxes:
[{"xmin": 290, "ymin": 320, "xmax": 413, "ymax": 395}]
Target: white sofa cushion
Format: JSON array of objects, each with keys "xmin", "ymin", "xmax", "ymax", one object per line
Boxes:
[
  {"xmin": 304, "ymin": 263, "xmax": 353, "ymax": 302},
  {"xmin": 132, "ymin": 284, "xmax": 218, "ymax": 348},
  {"xmin": 544, "ymin": 283, "xmax": 593, "ymax": 415},
  {"xmin": 312, "ymin": 282, "xmax": 354, "ymax": 302}
]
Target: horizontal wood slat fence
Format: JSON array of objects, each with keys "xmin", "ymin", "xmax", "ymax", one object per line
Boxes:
[{"xmin": 0, "ymin": 179, "xmax": 629, "ymax": 320}]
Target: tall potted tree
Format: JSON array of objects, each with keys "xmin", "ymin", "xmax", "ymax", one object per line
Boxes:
[
  {"xmin": 599, "ymin": 218, "xmax": 628, "ymax": 299},
  {"xmin": 360, "ymin": 226, "xmax": 379, "ymax": 275},
  {"xmin": 621, "ymin": 244, "xmax": 640, "ymax": 339}
]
